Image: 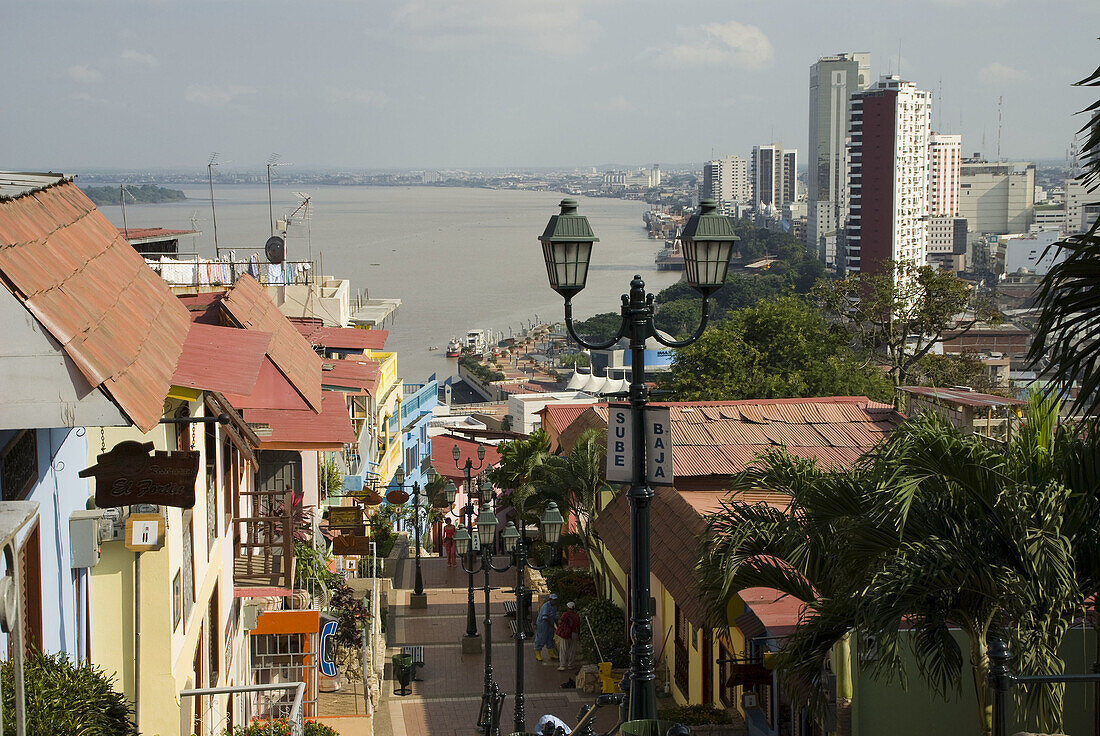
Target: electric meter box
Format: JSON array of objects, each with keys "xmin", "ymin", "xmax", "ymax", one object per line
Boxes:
[{"xmin": 69, "ymin": 510, "xmax": 103, "ymax": 568}]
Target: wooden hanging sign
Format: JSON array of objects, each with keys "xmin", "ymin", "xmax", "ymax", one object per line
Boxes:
[
  {"xmin": 125, "ymin": 513, "xmax": 166, "ymax": 552},
  {"xmin": 80, "ymin": 441, "xmax": 199, "ymax": 509}
]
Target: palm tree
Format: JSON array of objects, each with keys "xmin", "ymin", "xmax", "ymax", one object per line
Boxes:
[
  {"xmin": 1029, "ymin": 60, "xmax": 1100, "ymax": 419},
  {"xmin": 489, "ymin": 429, "xmax": 551, "ymax": 538},
  {"xmin": 698, "ymin": 395, "xmax": 1100, "ymax": 735},
  {"xmin": 537, "ymin": 427, "xmax": 617, "ymax": 578}
]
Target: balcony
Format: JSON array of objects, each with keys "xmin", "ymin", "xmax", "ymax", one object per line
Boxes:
[{"xmin": 233, "ymin": 489, "xmax": 296, "ymax": 597}]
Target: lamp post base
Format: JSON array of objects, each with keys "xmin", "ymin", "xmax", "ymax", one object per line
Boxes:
[
  {"xmin": 409, "ymin": 593, "xmax": 427, "ymax": 609},
  {"xmin": 462, "ymin": 634, "xmax": 483, "ymax": 654}
]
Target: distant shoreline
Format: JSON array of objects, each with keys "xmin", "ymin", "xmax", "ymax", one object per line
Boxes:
[{"xmin": 81, "ymin": 184, "xmax": 187, "ymax": 206}]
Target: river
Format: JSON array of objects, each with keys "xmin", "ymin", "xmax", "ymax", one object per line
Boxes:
[{"xmin": 97, "ymin": 185, "xmax": 682, "ymax": 382}]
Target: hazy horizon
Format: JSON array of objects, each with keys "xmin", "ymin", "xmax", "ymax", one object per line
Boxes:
[{"xmin": 8, "ymin": 1, "xmax": 1098, "ymax": 172}]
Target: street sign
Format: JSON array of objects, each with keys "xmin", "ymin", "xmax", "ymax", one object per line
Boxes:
[
  {"xmin": 645, "ymin": 407, "xmax": 674, "ymax": 486},
  {"xmin": 604, "ymin": 404, "xmax": 674, "ymax": 486},
  {"xmin": 329, "ymin": 506, "xmax": 364, "ymax": 528},
  {"xmin": 606, "ymin": 404, "xmax": 633, "ymax": 483}
]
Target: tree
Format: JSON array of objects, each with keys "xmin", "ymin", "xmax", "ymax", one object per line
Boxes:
[
  {"xmin": 537, "ymin": 427, "xmax": 617, "ymax": 579},
  {"xmin": 662, "ymin": 297, "xmax": 892, "ymax": 403},
  {"xmin": 489, "ymin": 429, "xmax": 552, "ymax": 533},
  {"xmin": 814, "ymin": 260, "xmax": 996, "ymax": 407},
  {"xmin": 1029, "ymin": 61, "xmax": 1100, "ymax": 420},
  {"xmin": 698, "ymin": 394, "xmax": 1100, "ymax": 735},
  {"xmin": 911, "ymin": 352, "xmax": 1004, "ymax": 395}
]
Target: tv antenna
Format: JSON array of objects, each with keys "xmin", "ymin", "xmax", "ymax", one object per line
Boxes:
[
  {"xmin": 266, "ymin": 154, "xmax": 291, "ymax": 237},
  {"xmin": 119, "ymin": 184, "xmax": 137, "ymax": 238},
  {"xmin": 208, "ymin": 152, "xmax": 221, "ymax": 257},
  {"xmin": 285, "ymin": 192, "xmax": 314, "ymax": 263},
  {"xmin": 997, "ymin": 95, "xmax": 1003, "ymax": 162}
]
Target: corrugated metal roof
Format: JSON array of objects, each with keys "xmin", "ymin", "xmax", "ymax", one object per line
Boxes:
[
  {"xmin": 172, "ymin": 322, "xmax": 272, "ymax": 396},
  {"xmin": 245, "ymin": 392, "xmax": 355, "ymax": 449},
  {"xmin": 899, "ymin": 385, "xmax": 1026, "ymax": 408},
  {"xmin": 222, "ymin": 358, "xmax": 312, "ymax": 412},
  {"xmin": 0, "ymin": 179, "xmax": 190, "ymax": 432},
  {"xmin": 321, "ymin": 357, "xmax": 381, "ymax": 395},
  {"xmin": 0, "ymin": 172, "xmax": 66, "ymax": 199},
  {"xmin": 220, "ymin": 276, "xmax": 323, "ymax": 413},
  {"xmin": 290, "ymin": 317, "xmax": 389, "ymax": 351}
]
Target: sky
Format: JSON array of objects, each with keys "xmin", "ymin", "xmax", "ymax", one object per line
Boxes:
[{"xmin": 5, "ymin": 0, "xmax": 1098, "ymax": 172}]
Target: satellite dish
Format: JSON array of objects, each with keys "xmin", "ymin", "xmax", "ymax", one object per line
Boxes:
[{"xmin": 264, "ymin": 236, "xmax": 285, "ymax": 264}]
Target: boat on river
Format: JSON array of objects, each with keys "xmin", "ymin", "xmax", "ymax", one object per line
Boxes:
[{"xmin": 446, "ymin": 338, "xmax": 461, "ymax": 358}]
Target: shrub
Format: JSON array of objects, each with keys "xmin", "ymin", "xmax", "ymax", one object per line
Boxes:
[
  {"xmin": 230, "ymin": 719, "xmax": 341, "ymax": 735},
  {"xmin": 657, "ymin": 704, "xmax": 732, "ymax": 725},
  {"xmin": 577, "ymin": 598, "xmax": 630, "ymax": 668},
  {"xmin": 544, "ymin": 567, "xmax": 598, "ymax": 603},
  {"xmin": 1, "ymin": 649, "xmax": 137, "ymax": 735}
]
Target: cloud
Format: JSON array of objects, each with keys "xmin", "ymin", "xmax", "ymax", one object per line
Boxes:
[
  {"xmin": 68, "ymin": 64, "xmax": 103, "ymax": 83},
  {"xmin": 324, "ymin": 87, "xmax": 389, "ymax": 107},
  {"xmin": 121, "ymin": 50, "xmax": 159, "ymax": 67},
  {"xmin": 654, "ymin": 21, "xmax": 773, "ymax": 71},
  {"xmin": 184, "ymin": 83, "xmax": 257, "ymax": 106},
  {"xmin": 392, "ymin": 0, "xmax": 601, "ymax": 55},
  {"xmin": 978, "ymin": 62, "xmax": 1028, "ymax": 85},
  {"xmin": 607, "ymin": 95, "xmax": 635, "ymax": 112}
]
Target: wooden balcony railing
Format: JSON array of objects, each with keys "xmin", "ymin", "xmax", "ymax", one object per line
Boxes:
[{"xmin": 233, "ymin": 489, "xmax": 297, "ymax": 596}]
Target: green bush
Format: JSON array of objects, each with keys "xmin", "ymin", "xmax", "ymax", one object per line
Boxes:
[
  {"xmin": 229, "ymin": 719, "xmax": 341, "ymax": 735},
  {"xmin": 544, "ymin": 567, "xmax": 597, "ymax": 603},
  {"xmin": 1, "ymin": 649, "xmax": 137, "ymax": 735},
  {"xmin": 656, "ymin": 704, "xmax": 732, "ymax": 725},
  {"xmin": 578, "ymin": 598, "xmax": 630, "ymax": 668}
]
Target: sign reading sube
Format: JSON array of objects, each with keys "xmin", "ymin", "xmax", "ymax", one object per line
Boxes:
[{"xmin": 605, "ymin": 405, "xmax": 674, "ymax": 486}]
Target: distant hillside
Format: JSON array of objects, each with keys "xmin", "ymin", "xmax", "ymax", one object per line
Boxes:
[{"xmin": 81, "ymin": 184, "xmax": 187, "ymax": 206}]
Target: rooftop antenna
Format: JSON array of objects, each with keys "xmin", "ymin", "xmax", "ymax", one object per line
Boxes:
[
  {"xmin": 119, "ymin": 184, "xmax": 137, "ymax": 238},
  {"xmin": 997, "ymin": 95, "xmax": 1003, "ymax": 161},
  {"xmin": 897, "ymin": 39, "xmax": 902, "ymax": 77},
  {"xmin": 286, "ymin": 192, "xmax": 313, "ymax": 263},
  {"xmin": 266, "ymin": 154, "xmax": 291, "ymax": 237},
  {"xmin": 208, "ymin": 152, "xmax": 221, "ymax": 258},
  {"xmin": 937, "ymin": 77, "xmax": 943, "ymax": 132}
]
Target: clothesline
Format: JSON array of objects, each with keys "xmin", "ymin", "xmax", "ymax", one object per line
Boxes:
[{"xmin": 146, "ymin": 253, "xmax": 314, "ymax": 287}]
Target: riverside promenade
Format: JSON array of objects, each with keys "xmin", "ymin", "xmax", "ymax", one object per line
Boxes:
[{"xmin": 377, "ymin": 554, "xmax": 619, "ymax": 736}]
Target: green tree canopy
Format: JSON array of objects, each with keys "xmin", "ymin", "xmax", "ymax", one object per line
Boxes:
[{"xmin": 662, "ymin": 297, "xmax": 892, "ymax": 403}]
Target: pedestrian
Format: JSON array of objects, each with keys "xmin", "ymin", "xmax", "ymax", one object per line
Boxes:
[
  {"xmin": 554, "ymin": 601, "xmax": 581, "ymax": 671},
  {"xmin": 443, "ymin": 518, "xmax": 457, "ymax": 566},
  {"xmin": 534, "ymin": 593, "xmax": 560, "ymax": 662}
]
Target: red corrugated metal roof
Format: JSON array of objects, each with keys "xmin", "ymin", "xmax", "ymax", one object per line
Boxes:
[
  {"xmin": 245, "ymin": 392, "xmax": 355, "ymax": 449},
  {"xmin": 899, "ymin": 386, "xmax": 1026, "ymax": 408},
  {"xmin": 172, "ymin": 322, "xmax": 272, "ymax": 396},
  {"xmin": 220, "ymin": 276, "xmax": 323, "ymax": 413},
  {"xmin": 737, "ymin": 587, "xmax": 806, "ymax": 637},
  {"xmin": 539, "ymin": 403, "xmax": 595, "ymax": 436},
  {"xmin": 321, "ymin": 358, "xmax": 381, "ymax": 395},
  {"xmin": 0, "ymin": 180, "xmax": 190, "ymax": 432},
  {"xmin": 289, "ymin": 317, "xmax": 389, "ymax": 351},
  {"xmin": 222, "ymin": 358, "xmax": 311, "ymax": 412},
  {"xmin": 430, "ymin": 436, "xmax": 502, "ymax": 484}
]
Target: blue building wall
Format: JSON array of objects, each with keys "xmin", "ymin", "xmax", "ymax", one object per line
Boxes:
[
  {"xmin": 386, "ymin": 379, "xmax": 439, "ymax": 542},
  {"xmin": 0, "ymin": 427, "xmax": 89, "ymax": 660}
]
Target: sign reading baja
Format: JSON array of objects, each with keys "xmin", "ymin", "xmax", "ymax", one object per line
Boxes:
[
  {"xmin": 605, "ymin": 404, "xmax": 675, "ymax": 486},
  {"xmin": 80, "ymin": 440, "xmax": 199, "ymax": 509}
]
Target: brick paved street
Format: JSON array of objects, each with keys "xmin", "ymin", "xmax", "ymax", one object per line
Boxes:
[{"xmin": 378, "ymin": 553, "xmax": 620, "ymax": 736}]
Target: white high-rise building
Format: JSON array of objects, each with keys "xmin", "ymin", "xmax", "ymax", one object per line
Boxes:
[
  {"xmin": 845, "ymin": 75, "xmax": 931, "ymax": 278},
  {"xmin": 702, "ymin": 155, "xmax": 751, "ymax": 213},
  {"xmin": 750, "ymin": 144, "xmax": 798, "ymax": 213},
  {"xmin": 927, "ymin": 134, "xmax": 963, "ymax": 265},
  {"xmin": 807, "ymin": 52, "xmax": 871, "ymax": 267}
]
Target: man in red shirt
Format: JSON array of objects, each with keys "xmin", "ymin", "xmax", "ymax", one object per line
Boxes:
[{"xmin": 554, "ymin": 601, "xmax": 581, "ymax": 671}]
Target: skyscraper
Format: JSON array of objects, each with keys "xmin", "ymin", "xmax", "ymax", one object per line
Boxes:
[
  {"xmin": 927, "ymin": 134, "xmax": 964, "ymax": 268},
  {"xmin": 845, "ymin": 76, "xmax": 932, "ymax": 278},
  {"xmin": 701, "ymin": 155, "xmax": 750, "ymax": 213},
  {"xmin": 807, "ymin": 52, "xmax": 871, "ymax": 267},
  {"xmin": 750, "ymin": 144, "xmax": 798, "ymax": 213}
]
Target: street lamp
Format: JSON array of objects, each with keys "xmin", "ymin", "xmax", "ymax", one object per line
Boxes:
[
  {"xmin": 456, "ymin": 502, "xmax": 564, "ymax": 736},
  {"xmin": 392, "ymin": 467, "xmax": 443, "ymax": 607},
  {"xmin": 539, "ymin": 198, "xmax": 735, "ymax": 721},
  {"xmin": 454, "ymin": 477, "xmax": 504, "ymax": 736},
  {"xmin": 452, "ymin": 441, "xmax": 487, "ymax": 650}
]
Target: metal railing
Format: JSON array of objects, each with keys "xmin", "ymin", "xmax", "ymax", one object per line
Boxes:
[
  {"xmin": 146, "ymin": 256, "xmax": 317, "ymax": 288},
  {"xmin": 180, "ymin": 682, "xmax": 306, "ymax": 736}
]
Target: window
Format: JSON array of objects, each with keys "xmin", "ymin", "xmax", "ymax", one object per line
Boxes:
[
  {"xmin": 673, "ymin": 604, "xmax": 690, "ymax": 697},
  {"xmin": 1, "ymin": 430, "xmax": 38, "ymax": 501},
  {"xmin": 182, "ymin": 510, "xmax": 195, "ymax": 626}
]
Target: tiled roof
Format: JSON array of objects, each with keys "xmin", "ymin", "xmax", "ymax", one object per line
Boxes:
[
  {"xmin": 560, "ymin": 397, "xmax": 903, "ymax": 479},
  {"xmin": 539, "ymin": 403, "xmax": 596, "ymax": 438},
  {"xmin": 430, "ymin": 436, "xmax": 502, "ymax": 485},
  {"xmin": 899, "ymin": 386, "xmax": 1026, "ymax": 408},
  {"xmin": 172, "ymin": 322, "xmax": 272, "ymax": 396},
  {"xmin": 245, "ymin": 392, "xmax": 355, "ymax": 449},
  {"xmin": 290, "ymin": 317, "xmax": 389, "ymax": 351},
  {"xmin": 220, "ymin": 276, "xmax": 323, "ymax": 413},
  {"xmin": 735, "ymin": 587, "xmax": 806, "ymax": 639},
  {"xmin": 321, "ymin": 357, "xmax": 381, "ymax": 395},
  {"xmin": 0, "ymin": 179, "xmax": 190, "ymax": 432}
]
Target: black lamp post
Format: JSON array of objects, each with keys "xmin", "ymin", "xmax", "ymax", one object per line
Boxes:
[
  {"xmin": 454, "ymin": 475, "xmax": 504, "ymax": 736},
  {"xmin": 539, "ymin": 198, "xmax": 736, "ymax": 721},
  {"xmin": 394, "ymin": 467, "xmax": 457, "ymax": 605},
  {"xmin": 453, "ymin": 441, "xmax": 487, "ymax": 647}
]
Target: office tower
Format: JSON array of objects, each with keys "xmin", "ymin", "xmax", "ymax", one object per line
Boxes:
[
  {"xmin": 750, "ymin": 144, "xmax": 798, "ymax": 212},
  {"xmin": 702, "ymin": 155, "xmax": 750, "ymax": 213},
  {"xmin": 957, "ymin": 161, "xmax": 1035, "ymax": 235},
  {"xmin": 807, "ymin": 52, "xmax": 871, "ymax": 266},
  {"xmin": 927, "ymin": 134, "xmax": 964, "ymax": 267},
  {"xmin": 845, "ymin": 76, "xmax": 932, "ymax": 278}
]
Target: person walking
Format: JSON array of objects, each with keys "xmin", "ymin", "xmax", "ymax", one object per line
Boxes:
[
  {"xmin": 534, "ymin": 593, "xmax": 560, "ymax": 662},
  {"xmin": 443, "ymin": 518, "xmax": 457, "ymax": 566},
  {"xmin": 554, "ymin": 601, "xmax": 581, "ymax": 671}
]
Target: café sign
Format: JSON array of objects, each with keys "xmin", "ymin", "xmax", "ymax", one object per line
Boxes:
[{"xmin": 79, "ymin": 440, "xmax": 199, "ymax": 509}]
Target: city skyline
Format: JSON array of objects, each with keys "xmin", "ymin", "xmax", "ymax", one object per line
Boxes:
[{"xmin": 7, "ymin": 0, "xmax": 1098, "ymax": 171}]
